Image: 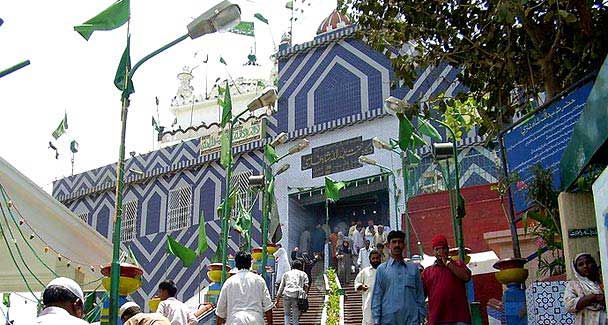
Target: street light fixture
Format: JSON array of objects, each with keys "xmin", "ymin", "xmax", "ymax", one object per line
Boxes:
[
  {"xmin": 372, "ymin": 137, "xmax": 394, "ymax": 151},
  {"xmin": 274, "ymin": 163, "xmax": 290, "ymax": 176},
  {"xmin": 187, "ymin": 1, "xmax": 241, "ymax": 38},
  {"xmin": 270, "ymin": 132, "xmax": 288, "ymax": 147},
  {"xmin": 433, "ymin": 143, "xmax": 455, "ymax": 160},
  {"xmin": 288, "ymin": 139, "xmax": 309, "ymax": 154},
  {"xmin": 247, "ymin": 87, "xmax": 278, "ymax": 112},
  {"xmin": 358, "ymin": 156, "xmax": 378, "ymax": 166},
  {"xmin": 108, "ymin": 2, "xmax": 241, "ymax": 323}
]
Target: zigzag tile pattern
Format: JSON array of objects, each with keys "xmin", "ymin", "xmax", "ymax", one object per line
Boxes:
[
  {"xmin": 53, "ymin": 118, "xmax": 279, "ymax": 200},
  {"xmin": 57, "ymin": 152, "xmax": 266, "ymax": 309}
]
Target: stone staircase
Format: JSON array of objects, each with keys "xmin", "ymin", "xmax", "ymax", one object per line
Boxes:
[
  {"xmin": 272, "ymin": 263, "xmax": 324, "ymax": 324},
  {"xmin": 342, "ymin": 278, "xmax": 363, "ymax": 325}
]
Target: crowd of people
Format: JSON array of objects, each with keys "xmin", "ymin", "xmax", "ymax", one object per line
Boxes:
[{"xmin": 33, "ymin": 222, "xmax": 608, "ymax": 325}]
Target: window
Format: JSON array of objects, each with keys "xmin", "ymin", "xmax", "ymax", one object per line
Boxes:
[
  {"xmin": 167, "ymin": 186, "xmax": 192, "ymax": 231},
  {"xmin": 230, "ymin": 171, "xmax": 254, "ymax": 221},
  {"xmin": 77, "ymin": 212, "xmax": 89, "ymax": 224},
  {"xmin": 121, "ymin": 200, "xmax": 138, "ymax": 242}
]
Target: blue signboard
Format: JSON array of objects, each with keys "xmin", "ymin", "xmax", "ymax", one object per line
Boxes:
[{"xmin": 503, "ymin": 81, "xmax": 594, "ymax": 214}]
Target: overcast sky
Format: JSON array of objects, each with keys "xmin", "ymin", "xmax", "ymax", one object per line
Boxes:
[{"xmin": 0, "ymin": 0, "xmax": 337, "ymax": 193}]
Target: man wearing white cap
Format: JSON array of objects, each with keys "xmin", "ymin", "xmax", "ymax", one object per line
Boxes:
[
  {"xmin": 120, "ymin": 301, "xmax": 170, "ymax": 325},
  {"xmin": 35, "ymin": 277, "xmax": 89, "ymax": 324}
]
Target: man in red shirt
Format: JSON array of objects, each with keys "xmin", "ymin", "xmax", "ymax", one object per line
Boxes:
[{"xmin": 422, "ymin": 235, "xmax": 472, "ymax": 325}]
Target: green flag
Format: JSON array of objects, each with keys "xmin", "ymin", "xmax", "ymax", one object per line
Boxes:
[
  {"xmin": 233, "ymin": 198, "xmax": 252, "ymax": 234},
  {"xmin": 286, "ymin": 1, "xmax": 294, "ymax": 9},
  {"xmin": 74, "ymin": 0, "xmax": 130, "ymax": 40},
  {"xmin": 152, "ymin": 116, "xmax": 162, "ymax": 132},
  {"xmin": 70, "ymin": 140, "xmax": 79, "ymax": 153},
  {"xmin": 324, "ymin": 177, "xmax": 346, "ymax": 202},
  {"xmin": 114, "ymin": 36, "xmax": 134, "ymax": 97},
  {"xmin": 264, "ymin": 144, "xmax": 278, "ymax": 165},
  {"xmin": 197, "ymin": 213, "xmax": 209, "ymax": 255},
  {"xmin": 254, "ymin": 13, "xmax": 269, "ymax": 24},
  {"xmin": 219, "ymin": 57, "xmax": 228, "ymax": 65},
  {"xmin": 220, "ymin": 130, "xmax": 232, "ymax": 168},
  {"xmin": 52, "ymin": 113, "xmax": 68, "ymax": 140},
  {"xmin": 397, "ymin": 114, "xmax": 413, "ymax": 151},
  {"xmin": 166, "ymin": 235, "xmax": 197, "ymax": 267},
  {"xmin": 220, "ymin": 81, "xmax": 232, "ymax": 128},
  {"xmin": 267, "ymin": 178, "xmax": 282, "ymax": 242},
  {"xmin": 2, "ymin": 293, "xmax": 9, "ymax": 307},
  {"xmin": 229, "ymin": 21, "xmax": 255, "ymax": 37},
  {"xmin": 417, "ymin": 117, "xmax": 442, "ymax": 141}
]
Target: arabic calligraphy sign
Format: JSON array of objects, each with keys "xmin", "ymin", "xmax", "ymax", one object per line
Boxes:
[
  {"xmin": 503, "ymin": 81, "xmax": 594, "ymax": 213},
  {"xmin": 200, "ymin": 118, "xmax": 264, "ymax": 155},
  {"xmin": 302, "ymin": 136, "xmax": 374, "ymax": 178},
  {"xmin": 568, "ymin": 227, "xmax": 597, "ymax": 239}
]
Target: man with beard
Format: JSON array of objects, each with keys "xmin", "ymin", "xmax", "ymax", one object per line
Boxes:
[
  {"xmin": 371, "ymin": 230, "xmax": 425, "ymax": 324},
  {"xmin": 355, "ymin": 250, "xmax": 383, "ymax": 325}
]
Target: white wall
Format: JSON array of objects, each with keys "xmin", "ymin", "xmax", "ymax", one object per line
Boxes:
[{"xmin": 593, "ymin": 166, "xmax": 608, "ymax": 307}]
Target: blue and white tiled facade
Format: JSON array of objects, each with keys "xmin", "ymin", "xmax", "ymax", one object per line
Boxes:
[
  {"xmin": 53, "ymin": 25, "xmax": 502, "ymax": 307},
  {"xmin": 526, "ymin": 281, "xmax": 574, "ymax": 324}
]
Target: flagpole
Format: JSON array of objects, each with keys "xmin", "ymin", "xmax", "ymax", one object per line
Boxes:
[{"xmin": 108, "ymin": 28, "xmax": 191, "ymax": 325}]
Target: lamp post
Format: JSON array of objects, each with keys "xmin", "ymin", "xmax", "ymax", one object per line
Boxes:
[
  {"xmin": 370, "ymin": 137, "xmax": 416, "ymax": 258},
  {"xmin": 219, "ymin": 87, "xmax": 279, "ymax": 284},
  {"xmin": 108, "ymin": 2, "xmax": 241, "ymax": 324},
  {"xmin": 358, "ymin": 156, "xmax": 400, "ymax": 231},
  {"xmin": 383, "ymin": 96, "xmax": 466, "ymax": 262}
]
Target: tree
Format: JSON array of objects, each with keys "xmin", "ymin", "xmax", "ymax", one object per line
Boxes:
[{"xmin": 340, "ymin": 0, "xmax": 608, "ymax": 136}]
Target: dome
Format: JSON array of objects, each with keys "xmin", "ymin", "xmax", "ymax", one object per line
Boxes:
[{"xmin": 316, "ymin": 9, "xmax": 351, "ymax": 35}]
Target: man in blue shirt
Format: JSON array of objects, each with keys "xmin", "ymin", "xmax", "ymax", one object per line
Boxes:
[{"xmin": 371, "ymin": 230, "xmax": 426, "ymax": 324}]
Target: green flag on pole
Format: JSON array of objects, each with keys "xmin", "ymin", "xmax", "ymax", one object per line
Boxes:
[
  {"xmin": 197, "ymin": 213, "xmax": 209, "ymax": 255},
  {"xmin": 219, "ymin": 57, "xmax": 228, "ymax": 65},
  {"xmin": 166, "ymin": 235, "xmax": 196, "ymax": 267},
  {"xmin": 264, "ymin": 144, "xmax": 279, "ymax": 165},
  {"xmin": 114, "ymin": 36, "xmax": 134, "ymax": 97},
  {"xmin": 286, "ymin": 1, "xmax": 294, "ymax": 9},
  {"xmin": 417, "ymin": 117, "xmax": 442, "ymax": 141},
  {"xmin": 397, "ymin": 114, "xmax": 414, "ymax": 151},
  {"xmin": 74, "ymin": 0, "xmax": 130, "ymax": 41},
  {"xmin": 254, "ymin": 13, "xmax": 269, "ymax": 24},
  {"xmin": 324, "ymin": 177, "xmax": 346, "ymax": 202},
  {"xmin": 219, "ymin": 81, "xmax": 232, "ymax": 128},
  {"xmin": 267, "ymin": 178, "xmax": 282, "ymax": 242},
  {"xmin": 220, "ymin": 130, "xmax": 232, "ymax": 168},
  {"xmin": 229, "ymin": 21, "xmax": 255, "ymax": 37},
  {"xmin": 52, "ymin": 113, "xmax": 68, "ymax": 140},
  {"xmin": 2, "ymin": 293, "xmax": 9, "ymax": 307}
]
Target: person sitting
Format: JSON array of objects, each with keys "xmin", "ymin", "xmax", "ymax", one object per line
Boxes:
[
  {"xmin": 120, "ymin": 301, "xmax": 171, "ymax": 325},
  {"xmin": 564, "ymin": 253, "xmax": 607, "ymax": 324},
  {"xmin": 35, "ymin": 277, "xmax": 88, "ymax": 325}
]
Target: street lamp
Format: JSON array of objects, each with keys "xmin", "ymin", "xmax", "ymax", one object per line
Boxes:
[
  {"xmin": 384, "ymin": 96, "xmax": 466, "ymax": 262},
  {"xmin": 109, "ymin": 2, "xmax": 241, "ymax": 324},
  {"xmin": 358, "ymin": 156, "xmax": 401, "ymax": 235},
  {"xmin": 248, "ymin": 87, "xmax": 279, "ymax": 112},
  {"xmin": 270, "ymin": 132, "xmax": 288, "ymax": 147}
]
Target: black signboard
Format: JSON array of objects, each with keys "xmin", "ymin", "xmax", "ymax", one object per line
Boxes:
[
  {"xmin": 301, "ymin": 136, "xmax": 374, "ymax": 178},
  {"xmin": 568, "ymin": 227, "xmax": 597, "ymax": 239}
]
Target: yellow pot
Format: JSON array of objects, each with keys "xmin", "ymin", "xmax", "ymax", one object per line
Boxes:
[
  {"xmin": 267, "ymin": 244, "xmax": 278, "ymax": 255},
  {"xmin": 495, "ymin": 268, "xmax": 529, "ymax": 285},
  {"xmin": 148, "ymin": 297, "xmax": 161, "ymax": 312},
  {"xmin": 207, "ymin": 270, "xmax": 222, "ymax": 283},
  {"xmin": 101, "ymin": 276, "xmax": 141, "ymax": 296}
]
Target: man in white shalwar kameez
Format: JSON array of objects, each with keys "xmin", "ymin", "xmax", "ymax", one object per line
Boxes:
[
  {"xmin": 274, "ymin": 244, "xmax": 291, "ymax": 289},
  {"xmin": 216, "ymin": 251, "xmax": 274, "ymax": 325},
  {"xmin": 354, "ymin": 250, "xmax": 382, "ymax": 325}
]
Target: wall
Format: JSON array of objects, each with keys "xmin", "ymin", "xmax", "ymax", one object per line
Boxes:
[
  {"xmin": 593, "ymin": 166, "xmax": 608, "ymax": 308},
  {"xmin": 407, "ymin": 183, "xmax": 510, "ymax": 253}
]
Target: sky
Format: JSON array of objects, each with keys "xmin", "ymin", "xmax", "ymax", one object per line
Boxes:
[{"xmin": 0, "ymin": 0, "xmax": 337, "ymax": 193}]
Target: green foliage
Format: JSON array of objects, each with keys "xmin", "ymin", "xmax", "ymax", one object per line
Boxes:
[
  {"xmin": 443, "ymin": 97, "xmax": 484, "ymax": 139},
  {"xmin": 342, "ymin": 0, "xmax": 608, "ymax": 137},
  {"xmin": 325, "ymin": 268, "xmax": 340, "ymax": 325},
  {"xmin": 523, "ymin": 164, "xmax": 565, "ymax": 277}
]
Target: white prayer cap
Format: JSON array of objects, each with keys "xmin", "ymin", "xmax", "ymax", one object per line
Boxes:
[
  {"xmin": 47, "ymin": 277, "xmax": 85, "ymax": 302},
  {"xmin": 119, "ymin": 301, "xmax": 140, "ymax": 317}
]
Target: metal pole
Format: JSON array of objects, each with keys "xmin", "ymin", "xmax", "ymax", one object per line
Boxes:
[
  {"xmin": 109, "ymin": 94, "xmax": 129, "ymax": 325},
  {"xmin": 400, "ymin": 152, "xmax": 411, "ymax": 258},
  {"xmin": 109, "ymin": 33, "xmax": 190, "ymax": 325},
  {"xmin": 0, "ymin": 60, "xmax": 30, "ymax": 79}
]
